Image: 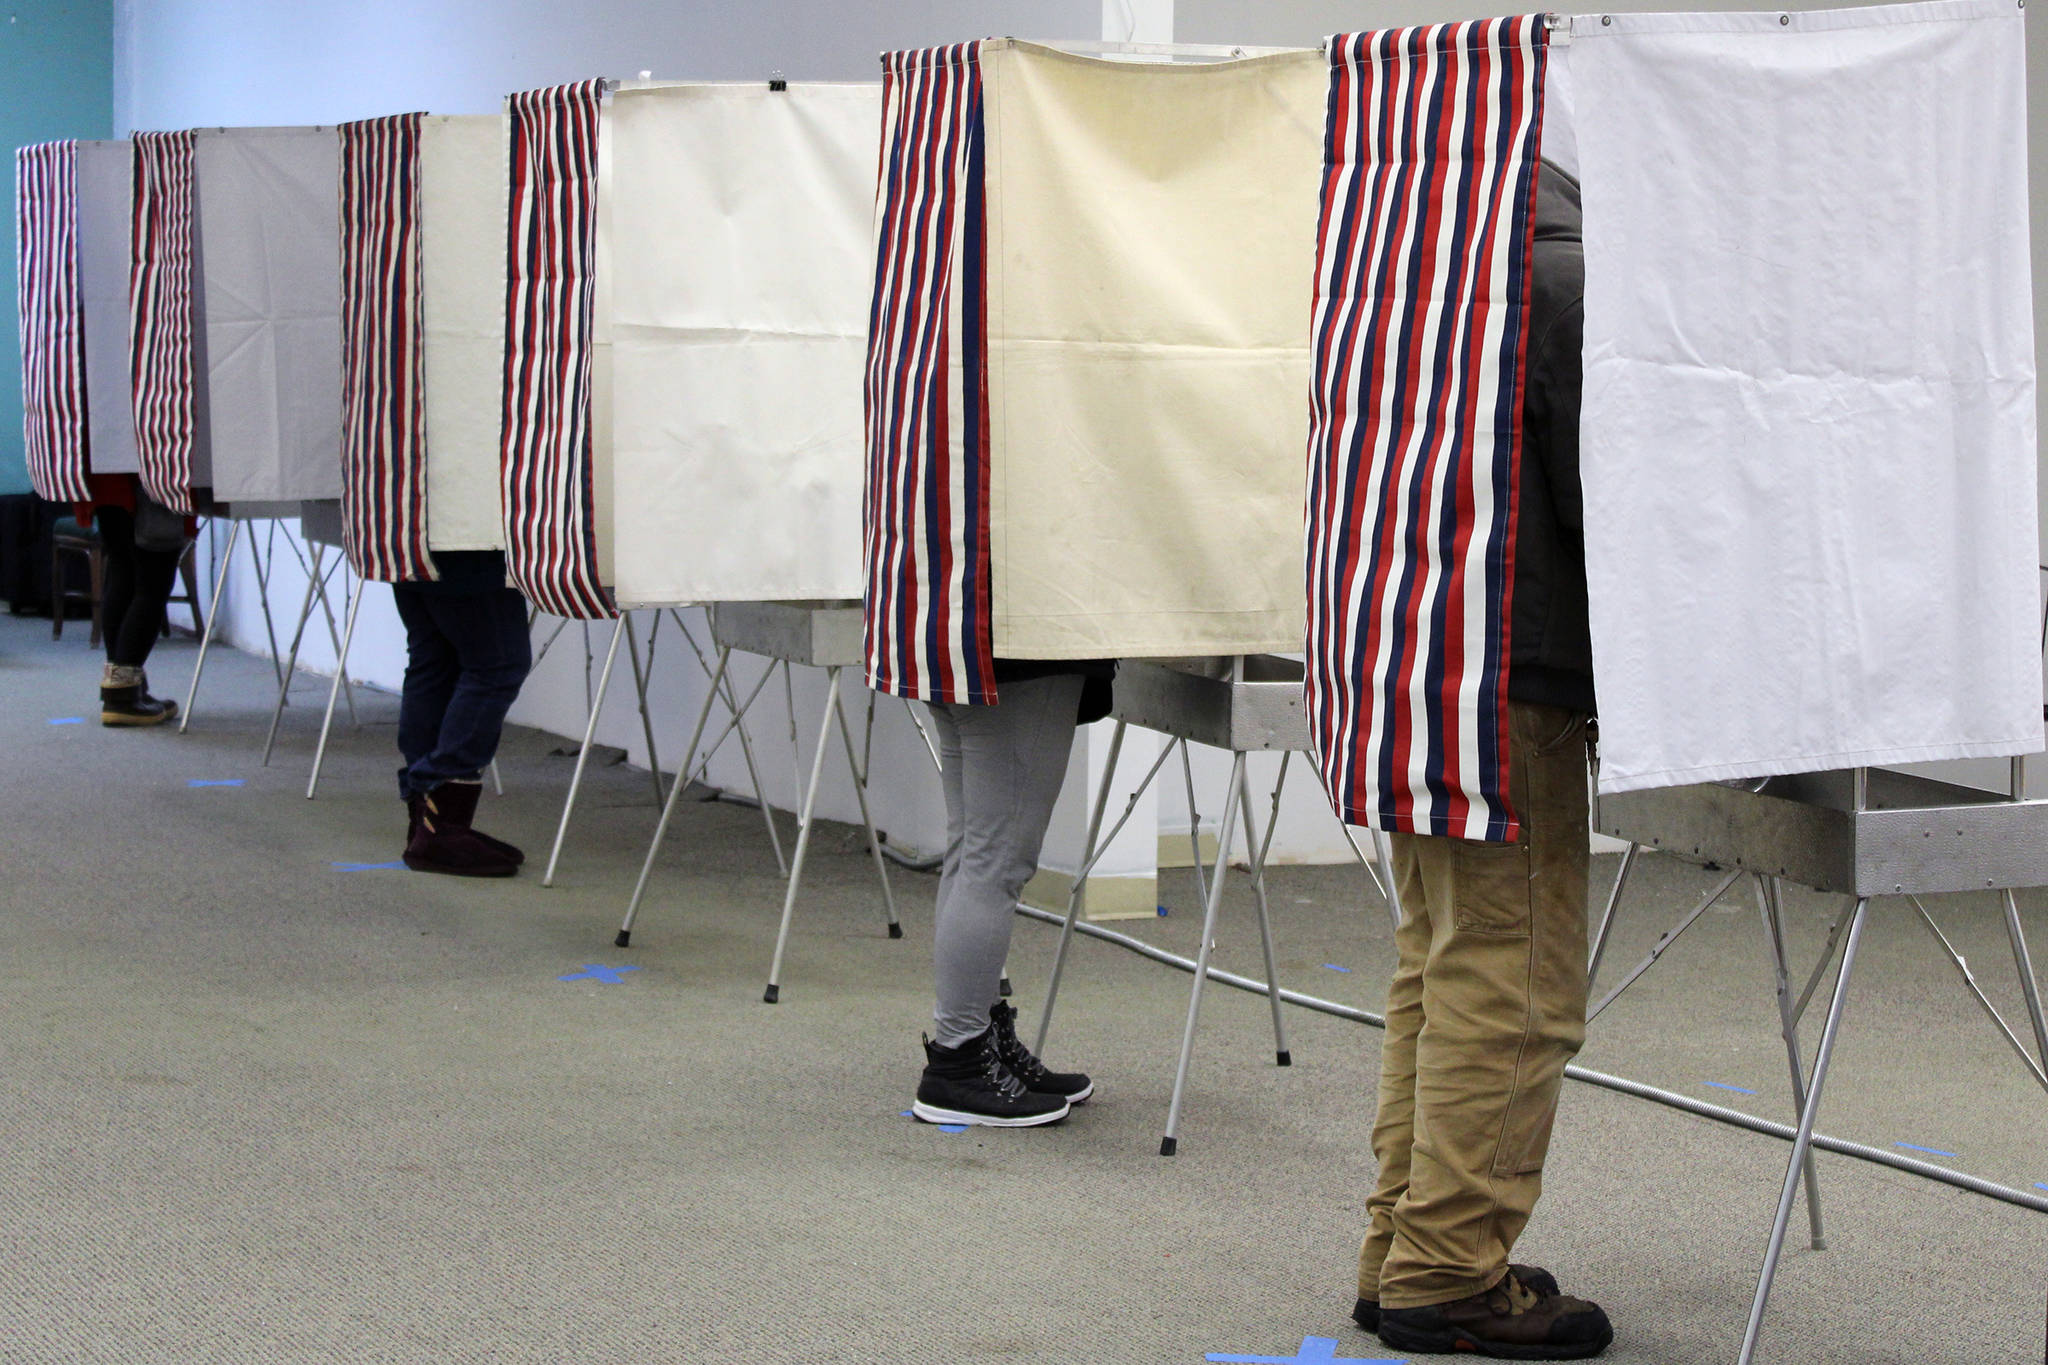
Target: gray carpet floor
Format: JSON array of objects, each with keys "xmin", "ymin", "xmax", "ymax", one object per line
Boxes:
[{"xmin": 1, "ymin": 611, "xmax": 2043, "ymax": 1365}]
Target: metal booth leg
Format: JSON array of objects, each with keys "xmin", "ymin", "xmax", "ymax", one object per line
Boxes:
[
  {"xmin": 303, "ymin": 550, "xmax": 357, "ymax": 730},
  {"xmin": 764, "ymin": 665, "xmax": 845, "ymax": 1004},
  {"xmin": 1587, "ymin": 866, "xmax": 1743, "ymax": 1023},
  {"xmin": 830, "ymin": 678, "xmax": 900, "ymax": 937},
  {"xmin": 618, "ymin": 646, "xmax": 733, "ymax": 946},
  {"xmin": 179, "ymin": 517, "xmax": 241, "ymax": 734},
  {"xmin": 727, "ymin": 665, "xmax": 786, "ymax": 878},
  {"xmin": 2003, "ymin": 889, "xmax": 2048, "ymax": 1073},
  {"xmin": 249, "ymin": 520, "xmax": 285, "ymax": 689},
  {"xmin": 541, "ymin": 616, "xmax": 628, "ymax": 888},
  {"xmin": 1179, "ymin": 739, "xmax": 1210, "ymax": 907},
  {"xmin": 623, "ymin": 611, "xmax": 665, "ymax": 808},
  {"xmin": 1161, "ymin": 749, "xmax": 1248, "ymax": 1156},
  {"xmin": 1037, "ymin": 719, "xmax": 1127, "ymax": 1054},
  {"xmin": 1237, "ymin": 754, "xmax": 1292, "ymax": 1067},
  {"xmin": 1755, "ymin": 874, "xmax": 1826, "ymax": 1250},
  {"xmin": 306, "ymin": 582, "xmax": 364, "ymax": 800},
  {"xmin": 261, "ymin": 544, "xmax": 327, "ymax": 765},
  {"xmin": 1909, "ymin": 894, "xmax": 2048, "ymax": 1094},
  {"xmin": 1587, "ymin": 841, "xmax": 1640, "ymax": 989},
  {"xmin": 1738, "ymin": 897, "xmax": 1872, "ymax": 1365},
  {"xmin": 673, "ymin": 609, "xmax": 787, "ymax": 878}
]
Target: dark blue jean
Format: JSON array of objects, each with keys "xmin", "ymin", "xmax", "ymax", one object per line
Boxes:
[{"xmin": 392, "ymin": 580, "xmax": 532, "ymax": 798}]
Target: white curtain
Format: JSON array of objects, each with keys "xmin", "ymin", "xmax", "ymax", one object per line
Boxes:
[
  {"xmin": 982, "ymin": 40, "xmax": 1324, "ymax": 659},
  {"xmin": 419, "ymin": 114, "xmax": 508, "ymax": 553},
  {"xmin": 1572, "ymin": 0, "xmax": 2041, "ymax": 792},
  {"xmin": 599, "ymin": 82, "xmax": 876, "ymax": 608},
  {"xmin": 191, "ymin": 126, "xmax": 344, "ymax": 504}
]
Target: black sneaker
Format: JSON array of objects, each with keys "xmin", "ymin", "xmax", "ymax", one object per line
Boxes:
[
  {"xmin": 988, "ymin": 998, "xmax": 1094, "ymax": 1103},
  {"xmin": 1377, "ymin": 1267, "xmax": 1611, "ymax": 1360},
  {"xmin": 912, "ymin": 1029, "xmax": 1069, "ymax": 1128},
  {"xmin": 1355, "ymin": 1264, "xmax": 1560, "ymax": 1333}
]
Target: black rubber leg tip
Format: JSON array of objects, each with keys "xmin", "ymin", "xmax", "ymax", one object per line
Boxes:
[
  {"xmin": 998, "ymin": 976, "xmax": 1014, "ymax": 998},
  {"xmin": 887, "ymin": 923, "xmax": 903, "ymax": 939},
  {"xmin": 613, "ymin": 930, "xmax": 631, "ymax": 948},
  {"xmin": 1159, "ymin": 1136, "xmax": 1178, "ymax": 1157},
  {"xmin": 763, "ymin": 985, "xmax": 780, "ymax": 1004},
  {"xmin": 1276, "ymin": 1050, "xmax": 1293, "ymax": 1067}
]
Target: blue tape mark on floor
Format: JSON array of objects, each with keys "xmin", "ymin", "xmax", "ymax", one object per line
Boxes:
[
  {"xmin": 332, "ymin": 860, "xmax": 406, "ymax": 871},
  {"xmin": 2036, "ymin": 1183, "xmax": 2048, "ymax": 1193},
  {"xmin": 1895, "ymin": 1142, "xmax": 1958, "ymax": 1158},
  {"xmin": 187, "ymin": 778, "xmax": 245, "ymax": 788},
  {"xmin": 1206, "ymin": 1336, "xmax": 1406, "ymax": 1364},
  {"xmin": 1702, "ymin": 1081, "xmax": 1758, "ymax": 1095},
  {"xmin": 46, "ymin": 717, "xmax": 84, "ymax": 726},
  {"xmin": 899, "ymin": 1110, "xmax": 969, "ymax": 1136},
  {"xmin": 558, "ymin": 964, "xmax": 639, "ymax": 984},
  {"xmin": 1158, "ymin": 904, "xmax": 1170, "ymax": 916},
  {"xmin": 1322, "ymin": 964, "xmax": 1353, "ymax": 974}
]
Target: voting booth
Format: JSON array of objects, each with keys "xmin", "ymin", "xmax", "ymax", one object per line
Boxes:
[{"xmin": 590, "ymin": 81, "xmax": 905, "ymax": 994}]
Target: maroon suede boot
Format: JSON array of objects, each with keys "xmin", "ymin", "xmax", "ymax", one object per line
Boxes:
[
  {"xmin": 426, "ymin": 779, "xmax": 525, "ymax": 865},
  {"xmin": 403, "ymin": 783, "xmax": 518, "ymax": 877}
]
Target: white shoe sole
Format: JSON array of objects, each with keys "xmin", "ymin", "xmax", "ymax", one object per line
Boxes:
[
  {"xmin": 912, "ymin": 1098, "xmax": 1071, "ymax": 1128},
  {"xmin": 1064, "ymin": 1080, "xmax": 1094, "ymax": 1103}
]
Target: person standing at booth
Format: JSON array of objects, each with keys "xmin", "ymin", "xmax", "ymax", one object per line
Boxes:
[
  {"xmin": 392, "ymin": 550, "xmax": 533, "ymax": 877},
  {"xmin": 909, "ymin": 661, "xmax": 1112, "ymax": 1128},
  {"xmin": 76, "ymin": 474, "xmax": 190, "ymax": 727},
  {"xmin": 1356, "ymin": 162, "xmax": 1614, "ymax": 1361}
]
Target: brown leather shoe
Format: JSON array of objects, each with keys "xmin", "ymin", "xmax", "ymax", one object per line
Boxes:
[
  {"xmin": 1378, "ymin": 1268, "xmax": 1611, "ymax": 1360},
  {"xmin": 1354, "ymin": 1264, "xmax": 1560, "ymax": 1334}
]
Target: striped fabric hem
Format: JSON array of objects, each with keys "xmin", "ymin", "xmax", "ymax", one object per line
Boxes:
[
  {"xmin": 337, "ymin": 114, "xmax": 436, "ymax": 584},
  {"xmin": 129, "ymin": 130, "xmax": 198, "ymax": 515},
  {"xmin": 501, "ymin": 80, "xmax": 615, "ymax": 620},
  {"xmin": 860, "ymin": 42, "xmax": 996, "ymax": 705},
  {"xmin": 1304, "ymin": 18, "xmax": 1548, "ymax": 841},
  {"xmin": 15, "ymin": 141, "xmax": 90, "ymax": 504}
]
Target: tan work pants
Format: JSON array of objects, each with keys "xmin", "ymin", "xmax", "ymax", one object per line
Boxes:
[{"xmin": 1359, "ymin": 700, "xmax": 1592, "ymax": 1309}]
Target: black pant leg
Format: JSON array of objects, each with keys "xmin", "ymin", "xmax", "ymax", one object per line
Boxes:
[
  {"xmin": 96, "ymin": 506, "xmax": 137, "ymax": 665},
  {"xmin": 110, "ymin": 544, "xmax": 179, "ymax": 669}
]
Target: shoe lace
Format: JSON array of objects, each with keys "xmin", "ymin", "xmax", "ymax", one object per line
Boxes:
[
  {"xmin": 976, "ymin": 1034, "xmax": 1029, "ymax": 1101},
  {"xmin": 1492, "ymin": 1272, "xmax": 1543, "ymax": 1316},
  {"xmin": 989, "ymin": 1005, "xmax": 1052, "ymax": 1086}
]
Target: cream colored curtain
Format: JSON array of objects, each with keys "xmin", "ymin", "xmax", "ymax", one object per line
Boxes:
[
  {"xmin": 419, "ymin": 114, "xmax": 507, "ymax": 552},
  {"xmin": 982, "ymin": 41, "xmax": 1324, "ymax": 659}
]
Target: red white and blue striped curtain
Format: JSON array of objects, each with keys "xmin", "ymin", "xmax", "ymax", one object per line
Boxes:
[
  {"xmin": 336, "ymin": 114, "xmax": 435, "ymax": 583},
  {"xmin": 129, "ymin": 130, "xmax": 197, "ymax": 514},
  {"xmin": 861, "ymin": 42, "xmax": 995, "ymax": 705},
  {"xmin": 502, "ymin": 80, "xmax": 614, "ymax": 620},
  {"xmin": 15, "ymin": 141, "xmax": 90, "ymax": 503},
  {"xmin": 1305, "ymin": 18, "xmax": 1547, "ymax": 841}
]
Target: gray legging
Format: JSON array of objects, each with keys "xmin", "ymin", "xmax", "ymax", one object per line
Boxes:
[{"xmin": 926, "ymin": 673, "xmax": 1083, "ymax": 1048}]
